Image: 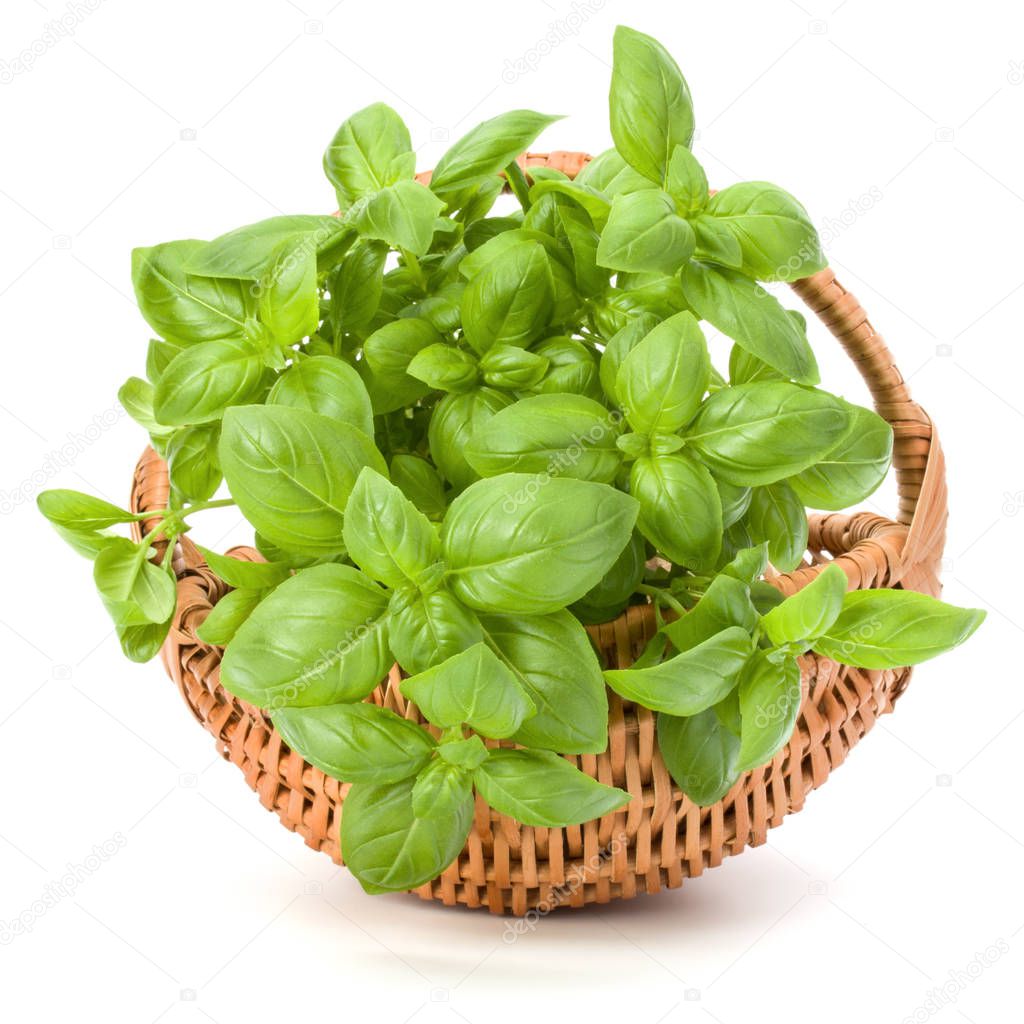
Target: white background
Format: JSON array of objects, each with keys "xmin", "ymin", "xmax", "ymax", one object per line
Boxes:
[{"xmin": 1, "ymin": 0, "xmax": 1021, "ymax": 1020}]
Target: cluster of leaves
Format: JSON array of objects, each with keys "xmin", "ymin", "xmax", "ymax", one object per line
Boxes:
[{"xmin": 39, "ymin": 26, "xmax": 984, "ymax": 894}]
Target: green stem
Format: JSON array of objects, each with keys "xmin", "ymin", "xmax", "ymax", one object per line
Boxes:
[
  {"xmin": 401, "ymin": 249, "xmax": 429, "ymax": 291},
  {"xmin": 638, "ymin": 584, "xmax": 687, "ymax": 617},
  {"xmin": 504, "ymin": 160, "xmax": 532, "ymax": 212}
]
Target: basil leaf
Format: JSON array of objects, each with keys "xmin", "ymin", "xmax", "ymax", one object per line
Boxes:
[
  {"xmin": 474, "ymin": 749, "xmax": 629, "ymax": 827},
  {"xmin": 605, "ymin": 626, "xmax": 751, "ymax": 715},
  {"xmin": 389, "ymin": 454, "xmax": 447, "ymax": 521},
  {"xmin": 744, "ymin": 481, "xmax": 808, "ymax": 573},
  {"xmin": 93, "ymin": 538, "xmax": 177, "ymax": 625},
  {"xmin": 693, "ymin": 215, "xmax": 744, "ymax": 268},
  {"xmin": 443, "ymin": 475, "xmax": 639, "ymax": 614},
  {"xmin": 37, "ymin": 490, "xmax": 136, "ymax": 531},
  {"xmin": 736, "ymin": 651, "xmax": 802, "ymax": 773},
  {"xmin": 610, "ymin": 26, "xmax": 695, "ymax": 184},
  {"xmin": 685, "ymin": 382, "xmax": 852, "ymax": 486},
  {"xmin": 196, "ymin": 546, "xmax": 292, "ymax": 589},
  {"xmin": 461, "ymin": 240, "xmax": 554, "ymax": 355},
  {"xmin": 728, "ymin": 342, "xmax": 787, "ymax": 386},
  {"xmin": 787, "ymin": 403, "xmax": 893, "ymax": 510},
  {"xmin": 813, "ymin": 590, "xmax": 985, "ymax": 669},
  {"xmin": 465, "ymin": 393, "xmax": 622, "ymax": 483},
  {"xmin": 154, "ymin": 338, "xmax": 267, "ymax": 425},
  {"xmin": 576, "ymin": 147, "xmax": 655, "ymax": 197},
  {"xmin": 571, "ymin": 529, "xmax": 646, "ymax": 624},
  {"xmin": 219, "ymin": 406, "xmax": 386, "ymax": 557},
  {"xmin": 267, "ymin": 355, "xmax": 374, "ymax": 436},
  {"xmin": 348, "ymin": 180, "xmax": 445, "ymax": 256},
  {"xmin": 598, "ymin": 314, "xmax": 659, "ymax": 405},
  {"xmin": 257, "ymin": 242, "xmax": 319, "ymax": 345},
  {"xmin": 530, "ymin": 336, "xmax": 602, "ymax": 401},
  {"xmin": 343, "ymin": 468, "xmax": 439, "ymax": 588},
  {"xmin": 132, "ymin": 240, "xmax": 253, "ymax": 344},
  {"xmin": 145, "ymin": 339, "xmax": 185, "ymax": 385},
  {"xmin": 661, "ymin": 574, "xmax": 759, "ymax": 652},
  {"xmin": 762, "ymin": 562, "xmax": 847, "ymax": 648},
  {"xmin": 187, "ymin": 215, "xmax": 347, "ymax": 279},
  {"xmin": 362, "ymin": 318, "xmax": 441, "ymax": 415},
  {"xmin": 529, "ymin": 179, "xmax": 612, "ymax": 232},
  {"xmin": 407, "ymin": 343, "xmax": 479, "ymax": 392},
  {"xmin": 328, "ymin": 241, "xmax": 387, "ymax": 336},
  {"xmin": 617, "ymin": 311, "xmax": 709, "ymax": 434},
  {"xmin": 479, "ymin": 344, "xmax": 549, "ymax": 390},
  {"xmin": 657, "ymin": 707, "xmax": 740, "ymax": 806},
  {"xmin": 437, "ymin": 735, "xmax": 489, "ymax": 769},
  {"xmin": 429, "ymin": 110, "xmax": 560, "ymax": 195},
  {"xmin": 665, "ymin": 145, "xmax": 708, "ymax": 215},
  {"xmin": 119, "ymin": 377, "xmax": 175, "ymax": 440},
  {"xmin": 341, "ymin": 776, "xmax": 473, "ymax": 893},
  {"xmin": 480, "ymin": 611, "xmax": 608, "ymax": 753},
  {"xmin": 166, "ymin": 423, "xmax": 222, "ymax": 502},
  {"xmin": 221, "ymin": 563, "xmax": 390, "ymax": 707},
  {"xmin": 597, "ymin": 189, "xmax": 695, "ymax": 274},
  {"xmin": 272, "ymin": 702, "xmax": 434, "ymax": 783},
  {"xmin": 195, "ymin": 587, "xmax": 264, "ymax": 646},
  {"xmin": 115, "ymin": 614, "xmax": 173, "ymax": 664},
  {"xmin": 49, "ymin": 525, "xmax": 120, "ymax": 560},
  {"xmin": 720, "ymin": 542, "xmax": 769, "ymax": 584},
  {"xmin": 705, "ymin": 182, "xmax": 825, "ymax": 282},
  {"xmin": 401, "ymin": 643, "xmax": 535, "ymax": 738},
  {"xmin": 323, "ymin": 102, "xmax": 414, "ymax": 208},
  {"xmin": 388, "ymin": 588, "xmax": 483, "ymax": 675},
  {"xmin": 428, "ymin": 387, "xmax": 513, "ymax": 492},
  {"xmin": 717, "ymin": 478, "xmax": 753, "ymax": 528},
  {"xmin": 681, "ymin": 262, "xmax": 819, "ymax": 385},
  {"xmin": 411, "ymin": 760, "xmax": 474, "ymax": 820}
]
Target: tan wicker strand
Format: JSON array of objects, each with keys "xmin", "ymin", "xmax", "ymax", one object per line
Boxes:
[{"xmin": 128, "ymin": 151, "xmax": 947, "ymax": 913}]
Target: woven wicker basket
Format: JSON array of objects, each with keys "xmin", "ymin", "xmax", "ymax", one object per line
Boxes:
[{"xmin": 129, "ymin": 151, "xmax": 947, "ymax": 915}]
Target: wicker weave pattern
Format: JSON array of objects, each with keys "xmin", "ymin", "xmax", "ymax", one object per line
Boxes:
[{"xmin": 130, "ymin": 152, "xmax": 947, "ymax": 914}]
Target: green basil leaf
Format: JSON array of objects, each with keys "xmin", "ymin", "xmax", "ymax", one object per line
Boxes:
[
  {"xmin": 529, "ymin": 336, "xmax": 602, "ymax": 401},
  {"xmin": 328, "ymin": 241, "xmax": 387, "ymax": 336},
  {"xmin": 401, "ymin": 643, "xmax": 535, "ymax": 738},
  {"xmin": 597, "ymin": 189, "xmax": 695, "ymax": 274},
  {"xmin": 787, "ymin": 403, "xmax": 893, "ymax": 510},
  {"xmin": 605, "ymin": 626, "xmax": 751, "ymax": 715},
  {"xmin": 693, "ymin": 215, "xmax": 744, "ymax": 268},
  {"xmin": 571, "ymin": 529, "xmax": 646, "ymax": 624},
  {"xmin": 429, "ymin": 110, "xmax": 561, "ymax": 195},
  {"xmin": 480, "ymin": 610, "xmax": 608, "ymax": 753},
  {"xmin": 576, "ymin": 147, "xmax": 656, "ymax": 197},
  {"xmin": 762, "ymin": 562, "xmax": 847, "ymax": 648},
  {"xmin": 267, "ymin": 355, "xmax": 374, "ymax": 436},
  {"xmin": 744, "ymin": 481, "xmax": 808, "ymax": 573},
  {"xmin": 196, "ymin": 546, "xmax": 292, "ymax": 589},
  {"xmin": 406, "ymin": 343, "xmax": 479, "ymax": 392},
  {"xmin": 529, "ymin": 179, "xmax": 612, "ymax": 232},
  {"xmin": 705, "ymin": 182, "xmax": 825, "ymax": 282},
  {"xmin": 661, "ymin": 574, "xmax": 759, "ymax": 652},
  {"xmin": 736, "ymin": 651, "xmax": 802, "ymax": 772},
  {"xmin": 49, "ymin": 525, "xmax": 120, "ymax": 560},
  {"xmin": 474, "ymin": 749, "xmax": 629, "ymax": 827},
  {"xmin": 657, "ymin": 707, "xmax": 740, "ymax": 806},
  {"xmin": 428, "ymin": 387, "xmax": 513, "ymax": 492},
  {"xmin": 461, "ymin": 240, "xmax": 554, "ymax": 355},
  {"xmin": 186, "ymin": 215, "xmax": 347, "ymax": 279},
  {"xmin": 362, "ymin": 318, "xmax": 442, "ymax": 415},
  {"xmin": 617, "ymin": 311, "xmax": 709, "ymax": 434},
  {"xmin": 478, "ymin": 344, "xmax": 549, "ymax": 390},
  {"xmin": 389, "ymin": 454, "xmax": 447, "ymax": 521},
  {"xmin": 118, "ymin": 377, "xmax": 175, "ymax": 439},
  {"xmin": 411, "ymin": 760, "xmax": 474, "ymax": 820},
  {"xmin": 37, "ymin": 490, "xmax": 136, "ymax": 531},
  {"xmin": 323, "ymin": 102, "xmax": 414, "ymax": 208},
  {"xmin": 728, "ymin": 342, "xmax": 787, "ymax": 386},
  {"xmin": 387, "ymin": 588, "xmax": 483, "ymax": 675},
  {"xmin": 272, "ymin": 702, "xmax": 434, "ymax": 783},
  {"xmin": 166, "ymin": 423, "xmax": 222, "ymax": 502},
  {"xmin": 93, "ymin": 538, "xmax": 177, "ymax": 625},
  {"xmin": 443, "ymin": 475, "xmax": 639, "ymax": 614},
  {"xmin": 465, "ymin": 393, "xmax": 622, "ymax": 483},
  {"xmin": 610, "ymin": 26, "xmax": 694, "ymax": 184},
  {"xmin": 665, "ymin": 144, "xmax": 708, "ymax": 215},
  {"xmin": 219, "ymin": 405, "xmax": 386, "ymax": 557},
  {"xmin": 343, "ymin": 468, "xmax": 439, "ymax": 588},
  {"xmin": 598, "ymin": 314, "xmax": 659, "ymax": 405},
  {"xmin": 437, "ymin": 735, "xmax": 489, "ymax": 770},
  {"xmin": 813, "ymin": 590, "xmax": 985, "ymax": 669},
  {"xmin": 631, "ymin": 452, "xmax": 722, "ymax": 570},
  {"xmin": 681, "ymin": 261, "xmax": 819, "ymax": 385},
  {"xmin": 221, "ymin": 563, "xmax": 390, "ymax": 707},
  {"xmin": 257, "ymin": 242, "xmax": 319, "ymax": 346},
  {"xmin": 685, "ymin": 382, "xmax": 852, "ymax": 487},
  {"xmin": 348, "ymin": 180, "xmax": 445, "ymax": 257},
  {"xmin": 341, "ymin": 776, "xmax": 473, "ymax": 893},
  {"xmin": 146, "ymin": 339, "xmax": 185, "ymax": 385},
  {"xmin": 720, "ymin": 542, "xmax": 768, "ymax": 584},
  {"xmin": 154, "ymin": 337, "xmax": 267, "ymax": 425},
  {"xmin": 717, "ymin": 478, "xmax": 753, "ymax": 528},
  {"xmin": 195, "ymin": 586, "xmax": 264, "ymax": 646},
  {"xmin": 131, "ymin": 240, "xmax": 253, "ymax": 344}
]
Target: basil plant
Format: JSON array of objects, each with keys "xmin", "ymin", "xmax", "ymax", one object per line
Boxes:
[{"xmin": 39, "ymin": 26, "xmax": 983, "ymax": 893}]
